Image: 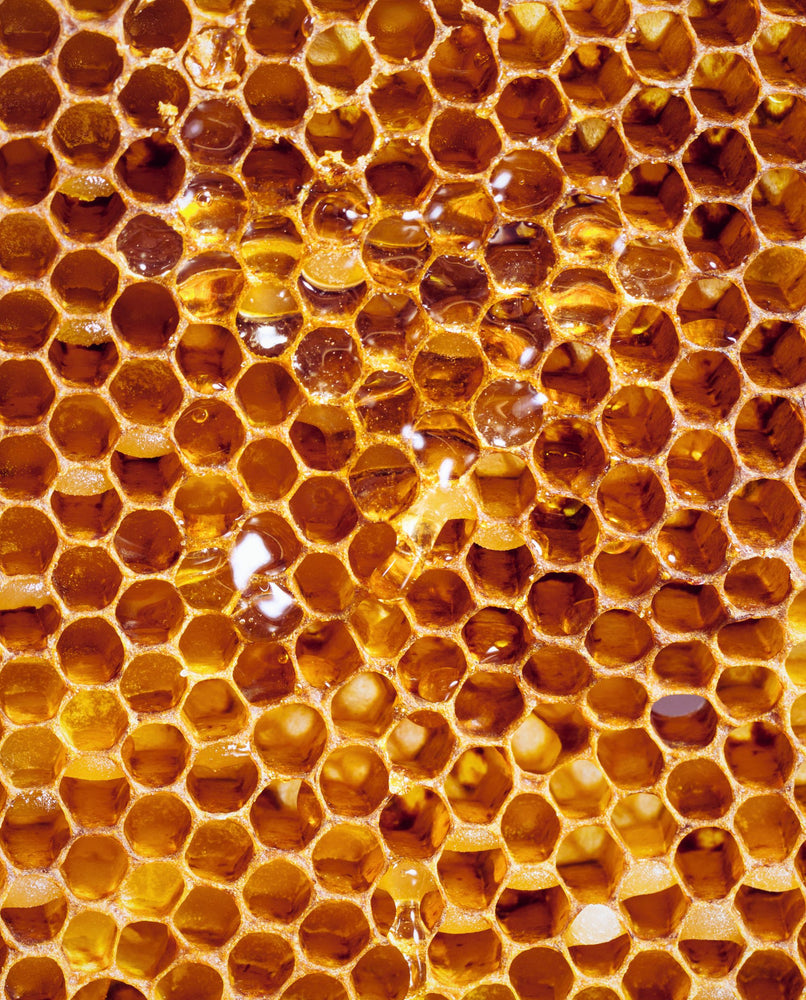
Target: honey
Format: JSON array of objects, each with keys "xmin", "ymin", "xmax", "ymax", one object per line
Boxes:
[{"xmin": 0, "ymin": 0, "xmax": 805, "ymax": 997}]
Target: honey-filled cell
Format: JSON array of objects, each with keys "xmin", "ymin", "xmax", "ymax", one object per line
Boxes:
[{"xmin": 3, "ymin": 1, "xmax": 805, "ymax": 995}]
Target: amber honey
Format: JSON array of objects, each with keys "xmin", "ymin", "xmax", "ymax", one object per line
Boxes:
[{"xmin": 1, "ymin": 0, "xmax": 806, "ymax": 998}]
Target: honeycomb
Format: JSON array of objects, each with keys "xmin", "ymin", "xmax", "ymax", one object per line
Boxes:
[{"xmin": 1, "ymin": 0, "xmax": 806, "ymax": 997}]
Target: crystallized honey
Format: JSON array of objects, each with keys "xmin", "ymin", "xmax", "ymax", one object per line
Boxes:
[{"xmin": 0, "ymin": 0, "xmax": 806, "ymax": 998}]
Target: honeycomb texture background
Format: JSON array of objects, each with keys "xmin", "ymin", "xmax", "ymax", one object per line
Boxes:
[{"xmin": 2, "ymin": 0, "xmax": 806, "ymax": 997}]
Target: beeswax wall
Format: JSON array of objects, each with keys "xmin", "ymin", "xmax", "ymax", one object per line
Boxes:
[{"xmin": 1, "ymin": 0, "xmax": 806, "ymax": 998}]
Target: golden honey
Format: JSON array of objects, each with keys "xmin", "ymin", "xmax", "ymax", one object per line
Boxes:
[{"xmin": 0, "ymin": 0, "xmax": 806, "ymax": 998}]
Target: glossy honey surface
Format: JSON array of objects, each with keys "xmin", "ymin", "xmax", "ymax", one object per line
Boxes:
[{"xmin": 1, "ymin": 1, "xmax": 806, "ymax": 999}]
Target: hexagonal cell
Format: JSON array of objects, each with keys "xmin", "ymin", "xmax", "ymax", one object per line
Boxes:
[
  {"xmin": 0, "ymin": 579, "xmax": 60, "ymax": 652},
  {"xmin": 124, "ymin": 792, "xmax": 192, "ymax": 860},
  {"xmin": 587, "ymin": 678, "xmax": 647, "ymax": 723},
  {"xmin": 556, "ymin": 826, "xmax": 623, "ymax": 903},
  {"xmin": 319, "ymin": 745, "xmax": 388, "ymax": 818},
  {"xmin": 0, "ymin": 214, "xmax": 58, "ymax": 279},
  {"xmin": 666, "ymin": 758, "xmax": 733, "ymax": 821},
  {"xmin": 186, "ymin": 743, "xmax": 258, "ymax": 814},
  {"xmin": 51, "ymin": 177, "xmax": 126, "ymax": 245},
  {"xmin": 365, "ymin": 0, "xmax": 434, "ymax": 59},
  {"xmin": 121, "ymin": 723, "xmax": 188, "ymax": 789},
  {"xmin": 444, "ymin": 746, "xmax": 513, "ymax": 826},
  {"xmin": 0, "ymin": 792, "xmax": 70, "ymax": 869},
  {"xmin": 120, "ymin": 653, "xmax": 186, "ymax": 714},
  {"xmin": 244, "ymin": 858, "xmax": 312, "ymax": 923},
  {"xmin": 1, "ymin": 876, "xmax": 66, "ymax": 944},
  {"xmin": 183, "ymin": 818, "xmax": 253, "ymax": 886},
  {"xmin": 585, "ymin": 610, "xmax": 653, "ymax": 668},
  {"xmin": 115, "ymin": 580, "xmax": 185, "ymax": 645},
  {"xmin": 312, "ymin": 823, "xmax": 384, "ymax": 895},
  {"xmin": 61, "ymin": 910, "xmax": 117, "ymax": 970},
  {"xmin": 0, "ymin": 727, "xmax": 64, "ymax": 789},
  {"xmin": 619, "ymin": 864, "xmax": 688, "ymax": 939},
  {"xmin": 329, "ymin": 673, "xmax": 395, "ymax": 741},
  {"xmin": 379, "ymin": 788, "xmax": 450, "ymax": 859},
  {"xmin": 180, "ymin": 614, "xmax": 241, "ymax": 675},
  {"xmin": 0, "ymin": 0, "xmax": 59, "ymax": 55},
  {"xmin": 652, "ymin": 581, "xmax": 726, "ymax": 633},
  {"xmin": 242, "ymin": 138, "xmax": 312, "ymax": 207},
  {"xmin": 541, "ymin": 345, "xmax": 609, "ymax": 415},
  {"xmin": 617, "ymin": 237, "xmax": 686, "ymax": 300},
  {"xmin": 53, "ymin": 103, "xmax": 120, "ymax": 169},
  {"xmin": 306, "ymin": 25, "xmax": 371, "ymax": 91},
  {"xmin": 746, "ymin": 245, "xmax": 806, "ymax": 315},
  {"xmin": 717, "ymin": 665, "xmax": 782, "ymax": 721},
  {"xmin": 683, "ymin": 203, "xmax": 757, "ymax": 271},
  {"xmin": 495, "ymin": 877, "xmax": 568, "ymax": 947},
  {"xmin": 0, "ymin": 658, "xmax": 65, "ymax": 724},
  {"xmin": 61, "ymin": 689, "xmax": 127, "ymax": 752},
  {"xmin": 656, "ymin": 638, "xmax": 718, "ymax": 688},
  {"xmin": 719, "ymin": 617, "xmax": 785, "ymax": 663},
  {"xmin": 674, "ymin": 827, "xmax": 743, "ymax": 900},
  {"xmin": 460, "ymin": 609, "xmax": 529, "ymax": 666},
  {"xmin": 683, "ymin": 128, "xmax": 756, "ymax": 196},
  {"xmin": 454, "ymin": 673, "xmax": 524, "ymax": 739},
  {"xmin": 253, "ymin": 701, "xmax": 327, "ymax": 775},
  {"xmin": 679, "ymin": 279, "xmax": 749, "ymax": 352},
  {"xmin": 547, "ymin": 270, "xmax": 619, "ymax": 341},
  {"xmin": 367, "ymin": 70, "xmax": 431, "ymax": 136},
  {"xmin": 559, "ymin": 45, "xmax": 633, "ymax": 110},
  {"xmin": 283, "ymin": 977, "xmax": 347, "ymax": 1000},
  {"xmin": 498, "ymin": 2, "xmax": 566, "ymax": 66},
  {"xmin": 57, "ymin": 617, "xmax": 122, "ymax": 687},
  {"xmin": 115, "ymin": 921, "xmax": 176, "ymax": 979},
  {"xmin": 549, "ymin": 760, "xmax": 611, "ymax": 819},
  {"xmin": 174, "ymin": 885, "xmax": 240, "ymax": 949},
  {"xmin": 386, "ymin": 711, "xmax": 455, "ymax": 781},
  {"xmin": 626, "ymin": 11, "xmax": 694, "ymax": 81},
  {"xmin": 558, "ymin": 118, "xmax": 626, "ymax": 183},
  {"xmin": 180, "ymin": 679, "xmax": 245, "ymax": 743},
  {"xmin": 597, "ymin": 464, "xmax": 665, "ymax": 535},
  {"xmin": 425, "ymin": 182, "xmax": 497, "ymax": 251},
  {"xmin": 53, "ymin": 546, "xmax": 122, "ymax": 611},
  {"xmin": 155, "ymin": 963, "xmax": 222, "ymax": 1000},
  {"xmin": 431, "ymin": 24, "xmax": 497, "ymax": 103},
  {"xmin": 622, "ymin": 87, "xmax": 695, "ymax": 156},
  {"xmin": 228, "ymin": 933, "xmax": 296, "ymax": 997},
  {"xmin": 622, "ymin": 952, "xmax": 690, "ymax": 1000},
  {"xmin": 736, "ymin": 950, "xmax": 803, "ymax": 1000},
  {"xmin": 0, "ymin": 507, "xmax": 57, "ymax": 576},
  {"xmin": 117, "ymin": 860, "xmax": 183, "ymax": 919},
  {"xmin": 250, "ymin": 779, "xmax": 323, "ymax": 852},
  {"xmin": 509, "ymin": 947, "xmax": 573, "ymax": 1000},
  {"xmin": 611, "ymin": 792, "xmax": 677, "ymax": 858},
  {"xmin": 736, "ymin": 796, "xmax": 800, "ymax": 863},
  {"xmin": 0, "ymin": 289, "xmax": 56, "ymax": 353},
  {"xmin": 58, "ymin": 30, "xmax": 121, "ymax": 95},
  {"xmin": 437, "ymin": 838, "xmax": 507, "ymax": 911},
  {"xmin": 5, "ymin": 958, "xmax": 65, "ymax": 1000},
  {"xmin": 725, "ymin": 721, "xmax": 794, "ymax": 788},
  {"xmin": 597, "ymin": 729, "xmax": 663, "ymax": 789},
  {"xmin": 564, "ymin": 905, "xmax": 631, "ymax": 977},
  {"xmin": 0, "ymin": 65, "xmax": 60, "ymax": 132},
  {"xmin": 735, "ymin": 874, "xmax": 805, "ymax": 942},
  {"xmin": 429, "ymin": 920, "xmax": 502, "ymax": 988},
  {"xmin": 299, "ymin": 900, "xmax": 370, "ymax": 967},
  {"xmin": 0, "ymin": 138, "xmax": 56, "ymax": 207},
  {"xmin": 51, "ymin": 251, "xmax": 119, "ymax": 313},
  {"xmin": 690, "ymin": 0, "xmax": 758, "ymax": 44},
  {"xmin": 650, "ymin": 695, "xmax": 717, "ymax": 747},
  {"xmin": 429, "ymin": 109, "xmax": 502, "ymax": 177},
  {"xmin": 658, "ymin": 510, "xmax": 728, "ymax": 574}
]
